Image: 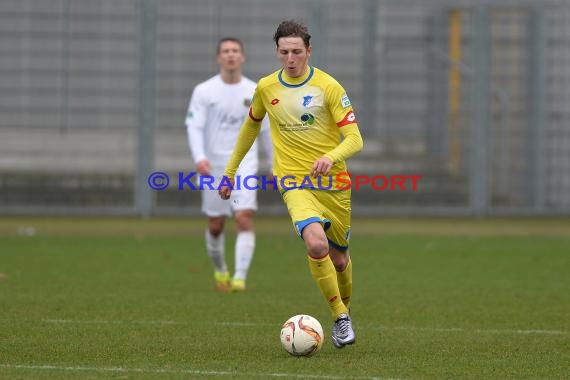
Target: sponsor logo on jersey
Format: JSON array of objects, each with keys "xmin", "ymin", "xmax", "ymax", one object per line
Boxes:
[
  {"xmin": 336, "ymin": 110, "xmax": 357, "ymax": 127},
  {"xmin": 243, "ymin": 98, "xmax": 252, "ymax": 107},
  {"xmin": 300, "ymin": 113, "xmax": 315, "ymax": 126},
  {"xmin": 341, "ymin": 93, "xmax": 351, "ymax": 108},
  {"xmin": 302, "ymin": 95, "xmax": 313, "ymax": 107},
  {"xmin": 271, "ymin": 98, "xmax": 280, "ymax": 105}
]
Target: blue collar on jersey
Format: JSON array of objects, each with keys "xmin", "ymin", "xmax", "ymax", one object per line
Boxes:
[{"xmin": 278, "ymin": 66, "xmax": 314, "ymax": 88}]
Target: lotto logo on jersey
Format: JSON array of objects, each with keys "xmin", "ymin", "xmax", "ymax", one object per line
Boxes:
[{"xmin": 337, "ymin": 110, "xmax": 357, "ymax": 127}]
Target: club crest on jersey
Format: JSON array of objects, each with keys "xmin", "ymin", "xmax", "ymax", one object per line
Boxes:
[
  {"xmin": 271, "ymin": 98, "xmax": 280, "ymax": 106},
  {"xmin": 341, "ymin": 93, "xmax": 351, "ymax": 108},
  {"xmin": 302, "ymin": 95, "xmax": 313, "ymax": 107},
  {"xmin": 243, "ymin": 98, "xmax": 252, "ymax": 107}
]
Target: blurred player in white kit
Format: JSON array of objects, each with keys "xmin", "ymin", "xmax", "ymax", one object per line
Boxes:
[{"xmin": 185, "ymin": 37, "xmax": 273, "ymax": 292}]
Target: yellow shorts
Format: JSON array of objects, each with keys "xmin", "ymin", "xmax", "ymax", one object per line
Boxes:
[{"xmin": 282, "ymin": 189, "xmax": 351, "ymax": 251}]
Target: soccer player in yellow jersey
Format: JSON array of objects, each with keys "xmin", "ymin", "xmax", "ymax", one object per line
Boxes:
[{"xmin": 219, "ymin": 20, "xmax": 363, "ymax": 348}]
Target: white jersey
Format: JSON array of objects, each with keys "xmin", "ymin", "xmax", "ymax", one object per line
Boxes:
[{"xmin": 185, "ymin": 74, "xmax": 271, "ymax": 174}]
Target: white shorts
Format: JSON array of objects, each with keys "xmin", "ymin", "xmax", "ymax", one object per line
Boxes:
[{"xmin": 201, "ymin": 164, "xmax": 258, "ymax": 217}]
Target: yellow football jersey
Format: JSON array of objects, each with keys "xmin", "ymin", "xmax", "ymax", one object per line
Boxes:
[{"xmin": 248, "ymin": 66, "xmax": 360, "ymax": 191}]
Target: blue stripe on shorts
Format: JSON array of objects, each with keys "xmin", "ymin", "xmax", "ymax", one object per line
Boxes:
[{"xmin": 294, "ymin": 217, "xmax": 331, "ymax": 237}]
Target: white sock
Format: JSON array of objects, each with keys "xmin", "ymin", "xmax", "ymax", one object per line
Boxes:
[
  {"xmin": 233, "ymin": 231, "xmax": 255, "ymax": 281},
  {"xmin": 205, "ymin": 230, "xmax": 227, "ymax": 273}
]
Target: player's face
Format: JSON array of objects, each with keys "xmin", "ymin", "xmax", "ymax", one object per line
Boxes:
[
  {"xmin": 217, "ymin": 41, "xmax": 245, "ymax": 72},
  {"xmin": 276, "ymin": 37, "xmax": 312, "ymax": 78}
]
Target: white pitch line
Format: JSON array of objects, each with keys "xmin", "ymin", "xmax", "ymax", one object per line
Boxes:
[
  {"xmin": 374, "ymin": 325, "xmax": 570, "ymax": 336},
  {"xmin": 473, "ymin": 328, "xmax": 569, "ymax": 336},
  {"xmin": 35, "ymin": 319, "xmax": 570, "ymax": 336},
  {"xmin": 0, "ymin": 364, "xmax": 398, "ymax": 380}
]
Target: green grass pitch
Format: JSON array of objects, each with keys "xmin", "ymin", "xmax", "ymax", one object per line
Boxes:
[{"xmin": 0, "ymin": 217, "xmax": 569, "ymax": 379}]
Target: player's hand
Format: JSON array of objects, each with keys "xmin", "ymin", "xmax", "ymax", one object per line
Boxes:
[
  {"xmin": 218, "ymin": 177, "xmax": 235, "ymax": 200},
  {"xmin": 310, "ymin": 157, "xmax": 333, "ymax": 178},
  {"xmin": 196, "ymin": 159, "xmax": 212, "ymax": 176}
]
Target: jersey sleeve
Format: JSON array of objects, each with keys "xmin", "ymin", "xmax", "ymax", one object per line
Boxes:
[
  {"xmin": 326, "ymin": 82, "xmax": 358, "ymax": 128},
  {"xmin": 324, "ymin": 82, "xmax": 363, "ymax": 164},
  {"xmin": 258, "ymin": 116, "xmax": 273, "ymax": 171},
  {"xmin": 248, "ymin": 85, "xmax": 267, "ymax": 122},
  {"xmin": 185, "ymin": 86, "xmax": 208, "ymax": 163},
  {"xmin": 224, "ymin": 118, "xmax": 262, "ymax": 178},
  {"xmin": 323, "ymin": 123, "xmax": 363, "ymax": 164}
]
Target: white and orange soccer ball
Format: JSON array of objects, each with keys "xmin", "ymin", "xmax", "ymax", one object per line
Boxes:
[{"xmin": 280, "ymin": 314, "xmax": 324, "ymax": 357}]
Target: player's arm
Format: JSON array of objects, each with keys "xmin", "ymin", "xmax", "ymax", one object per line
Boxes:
[
  {"xmin": 185, "ymin": 86, "xmax": 211, "ymax": 175},
  {"xmin": 311, "ymin": 123, "xmax": 363, "ymax": 177},
  {"xmin": 258, "ymin": 117, "xmax": 274, "ymax": 173},
  {"xmin": 224, "ymin": 86, "xmax": 268, "ymax": 179},
  {"xmin": 225, "ymin": 116, "xmax": 263, "ymax": 178},
  {"xmin": 324, "ymin": 122, "xmax": 363, "ymax": 164},
  {"xmin": 311, "ymin": 84, "xmax": 364, "ymax": 177},
  {"xmin": 220, "ymin": 87, "xmax": 267, "ymax": 199},
  {"xmin": 219, "ymin": 117, "xmax": 263, "ymax": 199},
  {"xmin": 257, "ymin": 117, "xmax": 275, "ymax": 190}
]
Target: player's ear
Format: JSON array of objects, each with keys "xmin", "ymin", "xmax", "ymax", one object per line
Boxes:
[{"xmin": 307, "ymin": 45, "xmax": 312, "ymax": 57}]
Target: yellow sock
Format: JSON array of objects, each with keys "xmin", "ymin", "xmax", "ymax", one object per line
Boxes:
[
  {"xmin": 307, "ymin": 255, "xmax": 348, "ymax": 318},
  {"xmin": 336, "ymin": 257, "xmax": 352, "ymax": 310}
]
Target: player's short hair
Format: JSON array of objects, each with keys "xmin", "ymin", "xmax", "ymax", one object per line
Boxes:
[
  {"xmin": 273, "ymin": 20, "xmax": 311, "ymax": 48},
  {"xmin": 217, "ymin": 37, "xmax": 244, "ymax": 54}
]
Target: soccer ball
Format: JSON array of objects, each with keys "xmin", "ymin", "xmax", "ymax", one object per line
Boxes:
[{"xmin": 280, "ymin": 314, "xmax": 324, "ymax": 357}]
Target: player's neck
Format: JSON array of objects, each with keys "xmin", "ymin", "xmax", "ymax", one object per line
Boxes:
[
  {"xmin": 281, "ymin": 65, "xmax": 312, "ymax": 84},
  {"xmin": 220, "ymin": 70, "xmax": 242, "ymax": 84}
]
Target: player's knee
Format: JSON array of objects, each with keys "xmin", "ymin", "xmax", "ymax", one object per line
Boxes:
[
  {"xmin": 208, "ymin": 219, "xmax": 225, "ymax": 236},
  {"xmin": 209, "ymin": 226, "xmax": 223, "ymax": 237},
  {"xmin": 306, "ymin": 238, "xmax": 329, "ymax": 259},
  {"xmin": 332, "ymin": 257, "xmax": 348, "ymax": 271},
  {"xmin": 234, "ymin": 211, "xmax": 254, "ymax": 231},
  {"xmin": 330, "ymin": 251, "xmax": 349, "ymax": 271}
]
